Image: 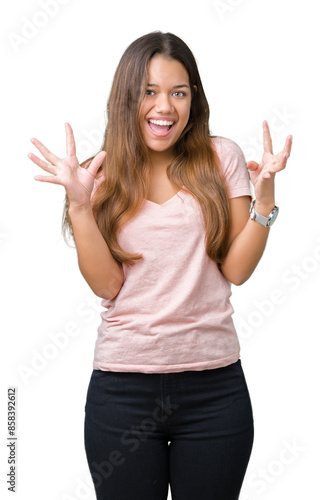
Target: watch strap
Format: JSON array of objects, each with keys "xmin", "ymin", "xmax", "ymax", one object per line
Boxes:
[
  {"xmin": 250, "ymin": 200, "xmax": 279, "ymax": 227},
  {"xmin": 254, "ymin": 210, "xmax": 270, "ymax": 226}
]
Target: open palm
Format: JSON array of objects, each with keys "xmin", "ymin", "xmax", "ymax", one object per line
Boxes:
[
  {"xmin": 28, "ymin": 122, "xmax": 106, "ymax": 208},
  {"xmin": 247, "ymin": 121, "xmax": 293, "ymax": 203}
]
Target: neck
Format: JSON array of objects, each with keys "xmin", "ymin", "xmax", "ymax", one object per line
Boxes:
[{"xmin": 147, "ymin": 149, "xmax": 174, "ymax": 174}]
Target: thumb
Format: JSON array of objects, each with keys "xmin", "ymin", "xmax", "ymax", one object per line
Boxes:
[
  {"xmin": 247, "ymin": 160, "xmax": 259, "ymax": 171},
  {"xmin": 87, "ymin": 151, "xmax": 107, "ymax": 178}
]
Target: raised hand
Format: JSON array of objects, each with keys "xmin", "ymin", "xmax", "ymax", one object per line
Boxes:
[
  {"xmin": 246, "ymin": 121, "xmax": 293, "ymax": 205},
  {"xmin": 28, "ymin": 122, "xmax": 106, "ymax": 208}
]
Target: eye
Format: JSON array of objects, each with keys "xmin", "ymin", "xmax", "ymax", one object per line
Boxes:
[
  {"xmin": 173, "ymin": 91, "xmax": 186, "ymax": 97},
  {"xmin": 145, "ymin": 89, "xmax": 155, "ymax": 96}
]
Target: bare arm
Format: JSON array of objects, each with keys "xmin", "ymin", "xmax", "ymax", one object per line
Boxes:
[
  {"xmin": 68, "ymin": 203, "xmax": 124, "ymax": 299},
  {"xmin": 29, "ymin": 122, "xmax": 124, "ymax": 300},
  {"xmin": 220, "ymin": 121, "xmax": 293, "ymax": 286},
  {"xmin": 220, "ymin": 197, "xmax": 273, "ymax": 286}
]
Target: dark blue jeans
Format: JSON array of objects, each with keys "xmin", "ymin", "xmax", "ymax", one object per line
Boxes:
[{"xmin": 84, "ymin": 359, "xmax": 254, "ymax": 500}]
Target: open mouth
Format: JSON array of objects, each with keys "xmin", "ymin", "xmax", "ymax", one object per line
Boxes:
[{"xmin": 147, "ymin": 120, "xmax": 175, "ymax": 137}]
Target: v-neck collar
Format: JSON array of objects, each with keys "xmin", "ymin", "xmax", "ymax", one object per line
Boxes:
[{"xmin": 144, "ymin": 189, "xmax": 184, "ymax": 207}]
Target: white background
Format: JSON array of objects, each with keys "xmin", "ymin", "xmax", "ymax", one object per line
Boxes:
[{"xmin": 1, "ymin": 0, "xmax": 319, "ymax": 499}]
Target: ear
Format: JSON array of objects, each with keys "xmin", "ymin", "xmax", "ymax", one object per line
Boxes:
[{"xmin": 193, "ymin": 85, "xmax": 198, "ymax": 93}]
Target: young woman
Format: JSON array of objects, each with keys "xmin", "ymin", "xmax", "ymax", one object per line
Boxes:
[{"xmin": 28, "ymin": 31, "xmax": 292, "ymax": 500}]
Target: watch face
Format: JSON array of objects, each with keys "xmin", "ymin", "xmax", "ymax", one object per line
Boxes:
[{"xmin": 268, "ymin": 207, "xmax": 279, "ymax": 226}]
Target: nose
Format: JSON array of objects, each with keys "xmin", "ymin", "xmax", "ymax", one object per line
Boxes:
[{"xmin": 154, "ymin": 93, "xmax": 174, "ymax": 113}]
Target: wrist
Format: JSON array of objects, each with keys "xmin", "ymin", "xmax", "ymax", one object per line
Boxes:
[
  {"xmin": 250, "ymin": 199, "xmax": 279, "ymax": 228},
  {"xmin": 68, "ymin": 202, "xmax": 93, "ymax": 216},
  {"xmin": 254, "ymin": 200, "xmax": 276, "ymax": 217}
]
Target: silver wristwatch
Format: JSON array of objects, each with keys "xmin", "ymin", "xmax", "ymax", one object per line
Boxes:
[{"xmin": 250, "ymin": 199, "xmax": 279, "ymax": 227}]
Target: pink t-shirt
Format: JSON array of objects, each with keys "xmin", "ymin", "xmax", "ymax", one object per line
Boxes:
[{"xmin": 92, "ymin": 136, "xmax": 252, "ymax": 373}]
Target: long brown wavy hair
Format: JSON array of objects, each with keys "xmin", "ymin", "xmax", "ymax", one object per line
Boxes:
[{"xmin": 62, "ymin": 31, "xmax": 231, "ymax": 267}]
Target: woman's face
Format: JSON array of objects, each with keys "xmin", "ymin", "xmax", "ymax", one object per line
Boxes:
[{"xmin": 139, "ymin": 54, "xmax": 194, "ymax": 163}]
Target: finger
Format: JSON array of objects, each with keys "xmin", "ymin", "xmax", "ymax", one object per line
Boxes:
[
  {"xmin": 276, "ymin": 150, "xmax": 289, "ymax": 169},
  {"xmin": 65, "ymin": 122, "xmax": 77, "ymax": 157},
  {"xmin": 87, "ymin": 150, "xmax": 107, "ymax": 177},
  {"xmin": 28, "ymin": 152, "xmax": 56, "ymax": 175},
  {"xmin": 30, "ymin": 138, "xmax": 61, "ymax": 165},
  {"xmin": 263, "ymin": 120, "xmax": 273, "ymax": 155},
  {"xmin": 283, "ymin": 134, "xmax": 293, "ymax": 157},
  {"xmin": 34, "ymin": 174, "xmax": 63, "ymax": 185},
  {"xmin": 279, "ymin": 151, "xmax": 289, "ymax": 169},
  {"xmin": 247, "ymin": 161, "xmax": 259, "ymax": 171}
]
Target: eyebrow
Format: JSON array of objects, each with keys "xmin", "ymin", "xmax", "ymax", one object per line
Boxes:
[{"xmin": 147, "ymin": 83, "xmax": 190, "ymax": 89}]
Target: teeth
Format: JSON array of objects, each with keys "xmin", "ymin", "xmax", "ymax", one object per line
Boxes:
[{"xmin": 149, "ymin": 119, "xmax": 174, "ymax": 126}]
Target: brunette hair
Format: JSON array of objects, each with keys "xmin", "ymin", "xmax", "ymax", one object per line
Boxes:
[{"xmin": 62, "ymin": 31, "xmax": 231, "ymax": 266}]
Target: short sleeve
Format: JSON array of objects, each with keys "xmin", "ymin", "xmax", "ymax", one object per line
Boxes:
[{"xmin": 212, "ymin": 136, "xmax": 253, "ymax": 200}]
